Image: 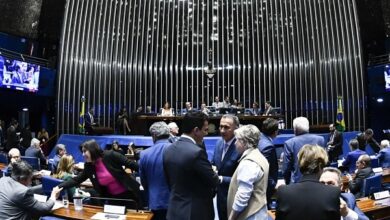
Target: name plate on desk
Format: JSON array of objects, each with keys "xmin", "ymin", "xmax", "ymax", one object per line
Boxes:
[
  {"xmin": 373, "ymin": 167, "xmax": 383, "ymax": 173},
  {"xmin": 104, "ymin": 204, "xmax": 126, "ymax": 215},
  {"xmin": 374, "ymin": 191, "xmax": 390, "ymax": 200}
]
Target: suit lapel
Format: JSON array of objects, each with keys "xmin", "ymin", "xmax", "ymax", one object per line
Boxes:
[{"xmin": 220, "ymin": 139, "xmax": 236, "ymax": 170}]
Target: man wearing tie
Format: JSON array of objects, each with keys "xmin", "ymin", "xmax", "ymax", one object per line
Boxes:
[
  {"xmin": 84, "ymin": 107, "xmax": 96, "ymax": 135},
  {"xmin": 211, "ymin": 114, "xmax": 241, "ymax": 220},
  {"xmin": 327, "ymin": 124, "xmax": 343, "ymax": 162}
]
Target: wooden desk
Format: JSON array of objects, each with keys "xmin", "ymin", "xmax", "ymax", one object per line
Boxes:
[
  {"xmin": 52, "ymin": 203, "xmax": 153, "ymax": 220},
  {"xmin": 357, "ymin": 197, "xmax": 390, "ymax": 220}
]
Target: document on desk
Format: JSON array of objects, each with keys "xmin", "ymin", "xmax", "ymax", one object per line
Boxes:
[{"xmin": 91, "ymin": 212, "xmax": 126, "ymax": 220}]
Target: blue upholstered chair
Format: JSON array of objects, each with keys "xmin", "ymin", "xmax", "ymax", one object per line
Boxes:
[
  {"xmin": 361, "ymin": 174, "xmax": 382, "ymax": 197},
  {"xmin": 21, "ymin": 156, "xmax": 40, "ymax": 170}
]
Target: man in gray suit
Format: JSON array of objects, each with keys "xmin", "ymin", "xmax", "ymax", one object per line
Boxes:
[{"xmin": 0, "ymin": 160, "xmax": 62, "ymax": 220}]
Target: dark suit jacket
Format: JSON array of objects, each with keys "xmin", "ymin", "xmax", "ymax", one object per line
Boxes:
[
  {"xmin": 342, "ymin": 149, "xmax": 366, "ymax": 173},
  {"xmin": 349, "ymin": 167, "xmax": 374, "ymax": 198},
  {"xmin": 211, "ymin": 138, "xmax": 241, "ymax": 220},
  {"xmin": 283, "ymin": 133, "xmax": 325, "ymax": 184},
  {"xmin": 259, "ymin": 133, "xmax": 278, "ymax": 205},
  {"xmin": 58, "ymin": 150, "xmax": 140, "ymax": 201},
  {"xmin": 357, "ymin": 132, "xmax": 380, "ymax": 153},
  {"xmin": 327, "ymin": 130, "xmax": 343, "ymax": 158},
  {"xmin": 84, "ymin": 113, "xmax": 95, "ymax": 134},
  {"xmin": 163, "ymin": 137, "xmax": 219, "ymax": 220},
  {"xmin": 25, "ymin": 146, "xmax": 47, "ymax": 167},
  {"xmin": 340, "ymin": 193, "xmax": 369, "ymax": 220},
  {"xmin": 276, "ymin": 174, "xmax": 340, "ymax": 220},
  {"xmin": 6, "ymin": 125, "xmax": 18, "ymax": 151}
]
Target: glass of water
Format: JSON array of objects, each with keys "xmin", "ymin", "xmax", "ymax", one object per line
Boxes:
[{"xmin": 62, "ymin": 191, "xmax": 69, "ymax": 208}]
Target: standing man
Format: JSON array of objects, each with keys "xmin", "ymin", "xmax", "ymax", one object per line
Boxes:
[
  {"xmin": 84, "ymin": 107, "xmax": 97, "ymax": 135},
  {"xmin": 357, "ymin": 129, "xmax": 380, "ymax": 153},
  {"xmin": 167, "ymin": 122, "xmax": 180, "ymax": 143},
  {"xmin": 6, "ymin": 119, "xmax": 19, "ymax": 152},
  {"xmin": 211, "ymin": 114, "xmax": 241, "ymax": 220},
  {"xmin": 139, "ymin": 122, "xmax": 171, "ymax": 220},
  {"xmin": 283, "ymin": 117, "xmax": 325, "ymax": 184},
  {"xmin": 259, "ymin": 118, "xmax": 279, "ymax": 206},
  {"xmin": 163, "ymin": 111, "xmax": 219, "ymax": 220},
  {"xmin": 327, "ymin": 124, "xmax": 344, "ymax": 162}
]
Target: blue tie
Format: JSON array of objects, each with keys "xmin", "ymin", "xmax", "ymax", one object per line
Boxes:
[{"xmin": 222, "ymin": 143, "xmax": 229, "ymax": 160}]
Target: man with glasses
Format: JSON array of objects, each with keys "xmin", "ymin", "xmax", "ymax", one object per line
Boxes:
[
  {"xmin": 320, "ymin": 167, "xmax": 369, "ymax": 220},
  {"xmin": 348, "ymin": 155, "xmax": 374, "ymax": 198}
]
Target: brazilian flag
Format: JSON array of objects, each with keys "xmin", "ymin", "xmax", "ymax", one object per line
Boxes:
[
  {"xmin": 336, "ymin": 96, "xmax": 345, "ymax": 132},
  {"xmin": 78, "ymin": 96, "xmax": 86, "ymax": 134}
]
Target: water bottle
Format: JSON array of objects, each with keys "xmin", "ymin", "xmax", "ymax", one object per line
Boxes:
[
  {"xmin": 73, "ymin": 188, "xmax": 83, "ymax": 211},
  {"xmin": 62, "ymin": 191, "xmax": 69, "ymax": 208}
]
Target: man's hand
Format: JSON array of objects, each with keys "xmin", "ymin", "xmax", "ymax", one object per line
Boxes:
[
  {"xmin": 340, "ymin": 198, "xmax": 349, "ymax": 217},
  {"xmin": 50, "ymin": 186, "xmax": 63, "ymax": 201}
]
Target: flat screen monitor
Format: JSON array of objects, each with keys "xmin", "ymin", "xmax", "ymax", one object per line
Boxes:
[{"xmin": 0, "ymin": 55, "xmax": 40, "ymax": 93}]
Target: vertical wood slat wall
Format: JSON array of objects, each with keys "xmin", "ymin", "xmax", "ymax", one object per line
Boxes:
[{"xmin": 57, "ymin": 0, "xmax": 365, "ymax": 134}]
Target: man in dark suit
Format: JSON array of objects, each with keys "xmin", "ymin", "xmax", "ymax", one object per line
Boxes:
[
  {"xmin": 84, "ymin": 107, "xmax": 97, "ymax": 135},
  {"xmin": 342, "ymin": 139, "xmax": 366, "ymax": 173},
  {"xmin": 259, "ymin": 118, "xmax": 279, "ymax": 207},
  {"xmin": 211, "ymin": 114, "xmax": 241, "ymax": 220},
  {"xmin": 282, "ymin": 117, "xmax": 325, "ymax": 184},
  {"xmin": 320, "ymin": 167, "xmax": 369, "ymax": 220},
  {"xmin": 348, "ymin": 155, "xmax": 374, "ymax": 198},
  {"xmin": 5, "ymin": 119, "xmax": 19, "ymax": 151},
  {"xmin": 0, "ymin": 160, "xmax": 62, "ymax": 220},
  {"xmin": 25, "ymin": 138, "xmax": 47, "ymax": 168},
  {"xmin": 357, "ymin": 129, "xmax": 380, "ymax": 153},
  {"xmin": 262, "ymin": 101, "xmax": 275, "ymax": 116},
  {"xmin": 327, "ymin": 123, "xmax": 344, "ymax": 162},
  {"xmin": 163, "ymin": 111, "xmax": 219, "ymax": 220}
]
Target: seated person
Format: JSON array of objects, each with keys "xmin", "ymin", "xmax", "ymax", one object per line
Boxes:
[
  {"xmin": 37, "ymin": 128, "xmax": 49, "ymax": 143},
  {"xmin": 161, "ymin": 102, "xmax": 174, "ymax": 116},
  {"xmin": 376, "ymin": 139, "xmax": 390, "ymax": 168},
  {"xmin": 342, "ymin": 139, "xmax": 366, "ymax": 173},
  {"xmin": 0, "ymin": 160, "xmax": 62, "ymax": 219},
  {"xmin": 146, "ymin": 106, "xmax": 154, "ymax": 114},
  {"xmin": 116, "ymin": 107, "xmax": 131, "ymax": 135},
  {"xmin": 223, "ymin": 96, "xmax": 231, "ymax": 108},
  {"xmin": 276, "ymin": 144, "xmax": 340, "ymax": 220},
  {"xmin": 106, "ymin": 140, "xmax": 124, "ymax": 155},
  {"xmin": 263, "ymin": 101, "xmax": 275, "ymax": 116},
  {"xmin": 250, "ymin": 101, "xmax": 262, "ymax": 116},
  {"xmin": 347, "ymin": 154, "xmax": 374, "ymax": 198},
  {"xmin": 183, "ymin": 102, "xmax": 193, "ymax": 114},
  {"xmin": 200, "ymin": 103, "xmax": 210, "ymax": 115},
  {"xmin": 231, "ymin": 99, "xmax": 239, "ymax": 109},
  {"xmin": 212, "ymin": 96, "xmax": 224, "ymax": 110},
  {"xmin": 320, "ymin": 167, "xmax": 369, "ymax": 220},
  {"xmin": 52, "ymin": 144, "xmax": 67, "ymax": 173},
  {"xmin": 53, "ymin": 155, "xmax": 76, "ymax": 196},
  {"xmin": 25, "ymin": 138, "xmax": 47, "ymax": 168},
  {"xmin": 4, "ymin": 148, "xmax": 22, "ymax": 176}
]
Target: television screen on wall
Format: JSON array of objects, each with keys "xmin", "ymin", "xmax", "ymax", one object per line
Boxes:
[{"xmin": 0, "ymin": 55, "xmax": 40, "ymax": 93}]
